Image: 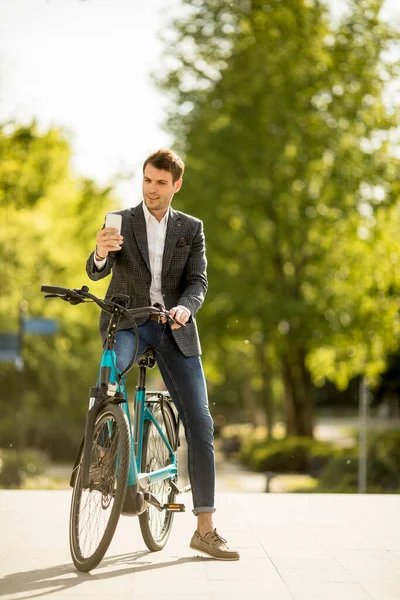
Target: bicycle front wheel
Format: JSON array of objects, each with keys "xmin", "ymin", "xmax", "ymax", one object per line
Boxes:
[
  {"xmin": 139, "ymin": 402, "xmax": 178, "ymax": 551},
  {"xmin": 69, "ymin": 403, "xmax": 130, "ymax": 572}
]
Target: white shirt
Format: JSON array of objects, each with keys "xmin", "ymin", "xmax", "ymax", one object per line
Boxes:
[
  {"xmin": 94, "ymin": 205, "xmax": 190, "ymax": 315},
  {"xmin": 143, "ymin": 202, "xmax": 168, "ymax": 307}
]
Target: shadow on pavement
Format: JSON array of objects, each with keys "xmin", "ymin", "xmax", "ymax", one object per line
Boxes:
[{"xmin": 0, "ymin": 551, "xmax": 213, "ymax": 599}]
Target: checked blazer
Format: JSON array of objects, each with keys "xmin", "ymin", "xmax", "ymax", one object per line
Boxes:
[{"xmin": 86, "ymin": 202, "xmax": 208, "ymax": 357}]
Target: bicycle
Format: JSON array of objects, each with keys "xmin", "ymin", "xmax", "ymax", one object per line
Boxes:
[{"xmin": 41, "ymin": 284, "xmax": 190, "ymax": 572}]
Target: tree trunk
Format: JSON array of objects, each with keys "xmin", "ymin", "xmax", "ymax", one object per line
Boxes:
[
  {"xmin": 241, "ymin": 372, "xmax": 259, "ymax": 427},
  {"xmin": 282, "ymin": 359, "xmax": 297, "ymax": 436},
  {"xmin": 298, "ymin": 349, "xmax": 314, "ymax": 436},
  {"xmin": 256, "ymin": 343, "xmax": 274, "ymax": 438},
  {"xmin": 282, "ymin": 350, "xmax": 314, "ymax": 437}
]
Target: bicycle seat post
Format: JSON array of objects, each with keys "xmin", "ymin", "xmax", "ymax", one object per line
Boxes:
[
  {"xmin": 138, "ymin": 351, "xmax": 156, "ymax": 388},
  {"xmin": 133, "ymin": 350, "xmax": 156, "ymax": 461}
]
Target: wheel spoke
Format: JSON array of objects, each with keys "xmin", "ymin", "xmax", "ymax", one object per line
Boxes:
[
  {"xmin": 139, "ymin": 403, "xmax": 177, "ymax": 550},
  {"xmin": 69, "ymin": 405, "xmax": 130, "ymax": 571}
]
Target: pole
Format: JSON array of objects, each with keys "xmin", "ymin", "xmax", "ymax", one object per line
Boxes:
[
  {"xmin": 16, "ymin": 301, "xmax": 28, "ymax": 450},
  {"xmin": 358, "ymin": 376, "xmax": 368, "ymax": 494}
]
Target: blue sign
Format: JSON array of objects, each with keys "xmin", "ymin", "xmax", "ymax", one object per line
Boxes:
[
  {"xmin": 0, "ymin": 333, "xmax": 20, "ymax": 363},
  {"xmin": 23, "ymin": 318, "xmax": 57, "ymax": 335}
]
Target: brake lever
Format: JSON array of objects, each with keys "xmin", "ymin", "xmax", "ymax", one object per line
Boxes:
[
  {"xmin": 164, "ymin": 311, "xmax": 186, "ymax": 327},
  {"xmin": 44, "ymin": 293, "xmax": 84, "ymax": 305},
  {"xmin": 173, "ymin": 319, "xmax": 186, "ymax": 327},
  {"xmin": 44, "ymin": 294, "xmax": 72, "ymax": 302},
  {"xmin": 68, "ymin": 296, "xmax": 85, "ymax": 305},
  {"xmin": 152, "ymin": 303, "xmax": 186, "ymax": 327}
]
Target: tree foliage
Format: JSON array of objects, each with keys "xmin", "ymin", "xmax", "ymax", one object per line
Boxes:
[
  {"xmin": 156, "ymin": 0, "xmax": 400, "ymax": 435},
  {"xmin": 0, "ymin": 123, "xmax": 119, "ymax": 458}
]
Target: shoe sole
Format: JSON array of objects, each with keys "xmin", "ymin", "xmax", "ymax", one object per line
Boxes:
[{"xmin": 190, "ymin": 542, "xmax": 240, "ymax": 561}]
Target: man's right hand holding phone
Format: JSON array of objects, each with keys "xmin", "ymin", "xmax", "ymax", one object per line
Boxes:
[{"xmin": 95, "ymin": 228, "xmax": 124, "ymax": 260}]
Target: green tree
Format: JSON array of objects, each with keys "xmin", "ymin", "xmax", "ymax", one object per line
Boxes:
[
  {"xmin": 0, "ymin": 122, "xmax": 119, "ymax": 458},
  {"xmin": 156, "ymin": 0, "xmax": 400, "ymax": 436}
]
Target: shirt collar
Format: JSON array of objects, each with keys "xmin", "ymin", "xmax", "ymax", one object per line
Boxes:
[{"xmin": 143, "ymin": 202, "xmax": 169, "ymax": 226}]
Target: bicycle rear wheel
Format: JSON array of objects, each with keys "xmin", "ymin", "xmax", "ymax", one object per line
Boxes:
[
  {"xmin": 69, "ymin": 403, "xmax": 130, "ymax": 572},
  {"xmin": 139, "ymin": 402, "xmax": 178, "ymax": 551}
]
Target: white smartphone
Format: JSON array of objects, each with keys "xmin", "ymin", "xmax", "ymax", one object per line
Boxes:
[{"xmin": 105, "ymin": 212, "xmax": 122, "ymax": 234}]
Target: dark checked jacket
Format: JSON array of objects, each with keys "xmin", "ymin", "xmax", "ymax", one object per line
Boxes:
[{"xmin": 86, "ymin": 202, "xmax": 208, "ymax": 357}]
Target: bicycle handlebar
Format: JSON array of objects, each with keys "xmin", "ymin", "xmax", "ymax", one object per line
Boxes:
[
  {"xmin": 40, "ymin": 284, "xmax": 183, "ymax": 377},
  {"xmin": 40, "ymin": 285, "xmax": 176, "ymax": 324},
  {"xmin": 41, "ymin": 285, "xmax": 73, "ymax": 296},
  {"xmin": 41, "ymin": 285, "xmax": 111, "ymax": 311}
]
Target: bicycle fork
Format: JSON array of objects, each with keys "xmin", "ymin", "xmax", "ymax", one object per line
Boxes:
[
  {"xmin": 81, "ymin": 386, "xmax": 104, "ymax": 489},
  {"xmin": 80, "ymin": 354, "xmax": 124, "ymax": 489}
]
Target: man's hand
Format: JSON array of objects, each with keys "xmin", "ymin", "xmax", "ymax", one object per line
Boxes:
[
  {"xmin": 95, "ymin": 227, "xmax": 124, "ymax": 258},
  {"xmin": 169, "ymin": 306, "xmax": 190, "ymax": 329}
]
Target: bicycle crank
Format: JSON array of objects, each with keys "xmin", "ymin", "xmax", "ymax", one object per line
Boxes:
[{"xmin": 169, "ymin": 480, "xmax": 191, "ymax": 495}]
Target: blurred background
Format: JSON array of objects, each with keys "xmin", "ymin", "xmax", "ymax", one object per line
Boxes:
[{"xmin": 1, "ymin": 0, "xmax": 400, "ymax": 494}]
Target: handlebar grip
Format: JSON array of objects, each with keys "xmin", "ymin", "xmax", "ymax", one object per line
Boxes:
[{"xmin": 41, "ymin": 285, "xmax": 69, "ymax": 295}]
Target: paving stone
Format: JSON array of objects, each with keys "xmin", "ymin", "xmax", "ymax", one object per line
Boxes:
[{"xmin": 1, "ymin": 491, "xmax": 399, "ymax": 599}]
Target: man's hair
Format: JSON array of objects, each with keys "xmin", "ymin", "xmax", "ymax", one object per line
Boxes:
[{"xmin": 143, "ymin": 149, "xmax": 185, "ymax": 183}]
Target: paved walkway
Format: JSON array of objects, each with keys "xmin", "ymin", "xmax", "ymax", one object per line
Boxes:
[{"xmin": 1, "ymin": 490, "xmax": 399, "ymax": 600}]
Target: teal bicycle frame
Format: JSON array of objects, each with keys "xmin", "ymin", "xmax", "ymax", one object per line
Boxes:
[{"xmin": 98, "ymin": 347, "xmax": 178, "ymax": 495}]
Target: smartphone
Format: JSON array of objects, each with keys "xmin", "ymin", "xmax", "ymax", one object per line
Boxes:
[{"xmin": 105, "ymin": 212, "xmax": 122, "ymax": 234}]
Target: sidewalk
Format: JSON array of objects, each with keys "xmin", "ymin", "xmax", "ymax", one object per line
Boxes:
[{"xmin": 1, "ymin": 490, "xmax": 399, "ymax": 599}]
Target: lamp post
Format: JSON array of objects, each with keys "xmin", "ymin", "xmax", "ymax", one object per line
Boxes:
[
  {"xmin": 358, "ymin": 376, "xmax": 369, "ymax": 494},
  {"xmin": 16, "ymin": 301, "xmax": 29, "ymax": 449}
]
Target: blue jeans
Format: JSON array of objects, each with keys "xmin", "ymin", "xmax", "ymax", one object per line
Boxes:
[{"xmin": 115, "ymin": 320, "xmax": 215, "ymax": 515}]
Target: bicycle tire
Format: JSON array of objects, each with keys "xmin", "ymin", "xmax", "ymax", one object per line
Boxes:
[
  {"xmin": 69, "ymin": 403, "xmax": 130, "ymax": 571},
  {"xmin": 139, "ymin": 402, "xmax": 178, "ymax": 551}
]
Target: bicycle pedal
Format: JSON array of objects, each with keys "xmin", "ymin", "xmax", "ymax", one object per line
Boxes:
[{"xmin": 163, "ymin": 503, "xmax": 185, "ymax": 512}]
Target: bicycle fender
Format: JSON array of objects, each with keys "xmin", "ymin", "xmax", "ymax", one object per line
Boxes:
[{"xmin": 161, "ymin": 399, "xmax": 180, "ymax": 451}]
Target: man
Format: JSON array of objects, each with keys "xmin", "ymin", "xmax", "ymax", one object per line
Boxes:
[{"xmin": 86, "ymin": 149, "xmax": 239, "ymax": 561}]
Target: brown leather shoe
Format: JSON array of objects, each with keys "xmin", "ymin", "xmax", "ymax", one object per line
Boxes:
[{"xmin": 190, "ymin": 529, "xmax": 240, "ymax": 561}]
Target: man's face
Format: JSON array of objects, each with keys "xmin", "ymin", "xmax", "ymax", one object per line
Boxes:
[{"xmin": 142, "ymin": 164, "xmax": 182, "ymax": 218}]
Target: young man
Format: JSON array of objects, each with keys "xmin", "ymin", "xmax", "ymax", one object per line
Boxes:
[{"xmin": 86, "ymin": 149, "xmax": 239, "ymax": 561}]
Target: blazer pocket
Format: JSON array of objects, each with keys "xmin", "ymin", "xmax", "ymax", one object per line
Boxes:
[{"xmin": 173, "ymin": 245, "xmax": 190, "ymax": 256}]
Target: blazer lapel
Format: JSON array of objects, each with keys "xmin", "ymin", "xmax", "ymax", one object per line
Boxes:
[
  {"xmin": 162, "ymin": 207, "xmax": 182, "ymax": 277},
  {"xmin": 130, "ymin": 203, "xmax": 151, "ymax": 273}
]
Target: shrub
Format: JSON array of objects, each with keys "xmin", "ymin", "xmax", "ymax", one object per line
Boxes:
[
  {"xmin": 318, "ymin": 429, "xmax": 400, "ymax": 492},
  {"xmin": 318, "ymin": 448, "xmax": 359, "ymax": 491},
  {"xmin": 239, "ymin": 427, "xmax": 400, "ymax": 492},
  {"xmin": 240, "ymin": 436, "xmax": 336, "ymax": 474},
  {"xmin": 0, "ymin": 449, "xmax": 48, "ymax": 488},
  {"xmin": 368, "ymin": 429, "xmax": 400, "ymax": 489}
]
